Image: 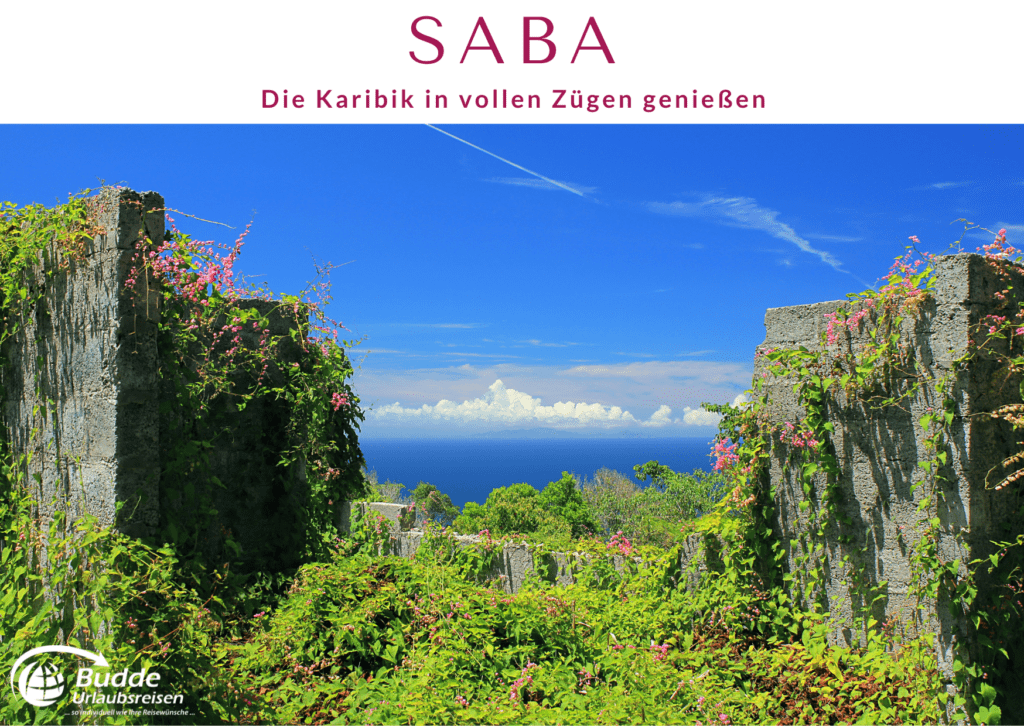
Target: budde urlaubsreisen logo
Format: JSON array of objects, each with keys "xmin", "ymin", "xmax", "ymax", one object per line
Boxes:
[
  {"xmin": 10, "ymin": 645, "xmax": 189, "ymax": 716},
  {"xmin": 10, "ymin": 646, "xmax": 106, "ymax": 708}
]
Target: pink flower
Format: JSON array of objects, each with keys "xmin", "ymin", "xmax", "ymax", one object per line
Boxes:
[
  {"xmin": 608, "ymin": 532, "xmax": 634, "ymax": 556},
  {"xmin": 712, "ymin": 440, "xmax": 739, "ymax": 472}
]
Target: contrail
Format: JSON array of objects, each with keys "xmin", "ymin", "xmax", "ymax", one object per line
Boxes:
[{"xmin": 425, "ymin": 124, "xmax": 586, "ymax": 197}]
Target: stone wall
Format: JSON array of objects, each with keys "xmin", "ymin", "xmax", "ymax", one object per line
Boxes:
[
  {"xmin": 339, "ymin": 501, "xmax": 717, "ymax": 594},
  {"xmin": 5, "ymin": 191, "xmax": 1019, "ymax": 714},
  {"xmin": 342, "ymin": 255, "xmax": 1024, "ymax": 719},
  {"xmin": 1, "ymin": 189, "xmax": 165, "ymax": 540},
  {"xmin": 0, "ymin": 188, "xmax": 317, "ymax": 571},
  {"xmin": 757, "ymin": 254, "xmax": 1024, "ymax": 714}
]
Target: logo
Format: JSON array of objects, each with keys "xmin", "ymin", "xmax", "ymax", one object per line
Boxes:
[
  {"xmin": 10, "ymin": 645, "xmax": 186, "ymax": 716},
  {"xmin": 10, "ymin": 646, "xmax": 109, "ymax": 708}
]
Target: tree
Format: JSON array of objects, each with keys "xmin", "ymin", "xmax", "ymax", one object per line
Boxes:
[
  {"xmin": 483, "ymin": 482, "xmax": 546, "ymax": 535},
  {"xmin": 633, "ymin": 461, "xmax": 726, "ymax": 519},
  {"xmin": 452, "ymin": 501, "xmax": 489, "ymax": 535},
  {"xmin": 410, "ymin": 482, "xmax": 459, "ymax": 527},
  {"xmin": 539, "ymin": 472, "xmax": 600, "ymax": 539}
]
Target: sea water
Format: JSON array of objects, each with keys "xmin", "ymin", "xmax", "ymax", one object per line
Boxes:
[{"xmin": 359, "ymin": 437, "xmax": 716, "ymax": 509}]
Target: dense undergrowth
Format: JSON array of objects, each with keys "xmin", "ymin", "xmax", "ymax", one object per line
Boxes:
[
  {"xmin": 0, "ymin": 477, "xmax": 946, "ymax": 724},
  {"xmin": 224, "ymin": 522, "xmax": 944, "ymax": 725}
]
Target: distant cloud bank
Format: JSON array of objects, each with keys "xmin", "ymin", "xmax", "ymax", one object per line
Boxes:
[{"xmin": 366, "ymin": 379, "xmax": 748, "ymax": 433}]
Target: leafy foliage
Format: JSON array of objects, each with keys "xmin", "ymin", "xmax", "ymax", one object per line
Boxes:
[
  {"xmin": 410, "ymin": 483, "xmax": 460, "ymax": 528},
  {"xmin": 699, "ymin": 226, "xmax": 1024, "ymax": 724},
  {"xmin": 4, "ymin": 195, "xmax": 1021, "ymax": 724},
  {"xmin": 0, "ymin": 189, "xmax": 367, "ymax": 723},
  {"xmin": 452, "ymin": 482, "xmax": 549, "ymax": 538},
  {"xmin": 223, "ymin": 516, "xmax": 944, "ymax": 725},
  {"xmin": 579, "ymin": 465, "xmax": 729, "ymax": 547},
  {"xmin": 537, "ymin": 472, "xmax": 601, "ymax": 539},
  {"xmin": 129, "ymin": 208, "xmax": 367, "ymax": 570},
  {"xmin": 0, "ymin": 446, "xmax": 241, "ymax": 725},
  {"xmin": 362, "ymin": 469, "xmax": 410, "ymax": 504}
]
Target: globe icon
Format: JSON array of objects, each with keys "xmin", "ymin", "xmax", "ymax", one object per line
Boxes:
[{"xmin": 18, "ymin": 660, "xmax": 66, "ymax": 707}]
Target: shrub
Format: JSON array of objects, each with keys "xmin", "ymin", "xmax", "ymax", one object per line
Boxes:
[
  {"xmin": 479, "ymin": 482, "xmax": 561, "ymax": 537},
  {"xmin": 580, "ymin": 468, "xmax": 642, "ymax": 536},
  {"xmin": 538, "ymin": 472, "xmax": 601, "ymax": 539},
  {"xmin": 411, "ymin": 482, "xmax": 460, "ymax": 527},
  {"xmin": 633, "ymin": 461, "xmax": 729, "ymax": 520},
  {"xmin": 362, "ymin": 469, "xmax": 410, "ymax": 504},
  {"xmin": 452, "ymin": 500, "xmax": 489, "ymax": 535},
  {"xmin": 224, "ymin": 518, "xmax": 945, "ymax": 725}
]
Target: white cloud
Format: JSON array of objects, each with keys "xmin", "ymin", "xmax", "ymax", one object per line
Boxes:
[
  {"xmin": 359, "ymin": 348, "xmax": 522, "ymax": 360},
  {"xmin": 370, "ymin": 379, "xmax": 650, "ymax": 429},
  {"xmin": 520, "ymin": 338, "xmax": 580, "ymax": 348},
  {"xmin": 487, "ymin": 177, "xmax": 597, "ymax": 194},
  {"xmin": 681, "ymin": 407, "xmax": 721, "ymax": 426},
  {"xmin": 678, "ymin": 393, "xmax": 748, "ymax": 427},
  {"xmin": 804, "ymin": 233, "xmax": 863, "ymax": 242},
  {"xmin": 364, "ymin": 378, "xmax": 743, "ymax": 432},
  {"xmin": 963, "ymin": 223, "xmax": 1024, "ymax": 248},
  {"xmin": 992, "ymin": 223, "xmax": 1024, "ymax": 237},
  {"xmin": 354, "ymin": 361, "xmax": 753, "ymax": 436},
  {"xmin": 642, "ymin": 405, "xmax": 676, "ymax": 427},
  {"xmin": 677, "ymin": 349, "xmax": 715, "ymax": 357},
  {"xmin": 647, "ymin": 195, "xmax": 846, "ymax": 273},
  {"xmin": 559, "ymin": 360, "xmax": 750, "ymax": 386},
  {"xmin": 922, "ymin": 181, "xmax": 972, "ymax": 190},
  {"xmin": 438, "ymin": 351, "xmax": 526, "ymax": 358}
]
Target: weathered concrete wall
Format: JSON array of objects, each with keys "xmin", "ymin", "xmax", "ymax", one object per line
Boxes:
[
  {"xmin": 159, "ymin": 297, "xmax": 312, "ymax": 571},
  {"xmin": 1, "ymin": 189, "xmax": 164, "ymax": 539},
  {"xmin": 0, "ymin": 188, "xmax": 317, "ymax": 571},
  {"xmin": 757, "ymin": 254, "xmax": 1024, "ymax": 712}
]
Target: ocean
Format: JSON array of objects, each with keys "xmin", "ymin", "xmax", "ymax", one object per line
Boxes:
[{"xmin": 359, "ymin": 437, "xmax": 716, "ymax": 509}]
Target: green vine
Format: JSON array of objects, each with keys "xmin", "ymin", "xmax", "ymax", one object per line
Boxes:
[
  {"xmin": 699, "ymin": 227, "xmax": 1024, "ymax": 724},
  {"xmin": 116, "ymin": 195, "xmax": 367, "ymax": 576},
  {"xmin": 0, "ymin": 189, "xmax": 370, "ymax": 695}
]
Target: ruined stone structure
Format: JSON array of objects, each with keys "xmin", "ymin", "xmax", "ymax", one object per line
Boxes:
[
  {"xmin": 1, "ymin": 189, "xmax": 166, "ymax": 539},
  {"xmin": 0, "ymin": 188, "xmax": 315, "ymax": 571},
  {"xmin": 4, "ymin": 188, "xmax": 1020, "ymax": 716},
  {"xmin": 757, "ymin": 254, "xmax": 1023, "ymax": 715},
  {"xmin": 338, "ymin": 501, "xmax": 691, "ymax": 594}
]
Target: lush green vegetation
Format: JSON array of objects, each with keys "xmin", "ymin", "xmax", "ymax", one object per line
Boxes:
[
  {"xmin": 0, "ymin": 190, "xmax": 366, "ymax": 725},
  {"xmin": 3, "ymin": 194, "xmax": 1021, "ymax": 724},
  {"xmin": 0, "ymin": 459, "xmax": 950, "ymax": 725},
  {"xmin": 365, "ymin": 464, "xmax": 728, "ymax": 551},
  {"xmin": 224, "ymin": 519, "xmax": 943, "ymax": 725}
]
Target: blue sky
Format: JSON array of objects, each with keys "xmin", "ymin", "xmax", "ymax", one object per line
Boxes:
[{"xmin": 2, "ymin": 125, "xmax": 1022, "ymax": 438}]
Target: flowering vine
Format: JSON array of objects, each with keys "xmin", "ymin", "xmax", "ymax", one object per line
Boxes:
[
  {"xmin": 120, "ymin": 191, "xmax": 366, "ymax": 568},
  {"xmin": 696, "ymin": 223, "xmax": 1024, "ymax": 724}
]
